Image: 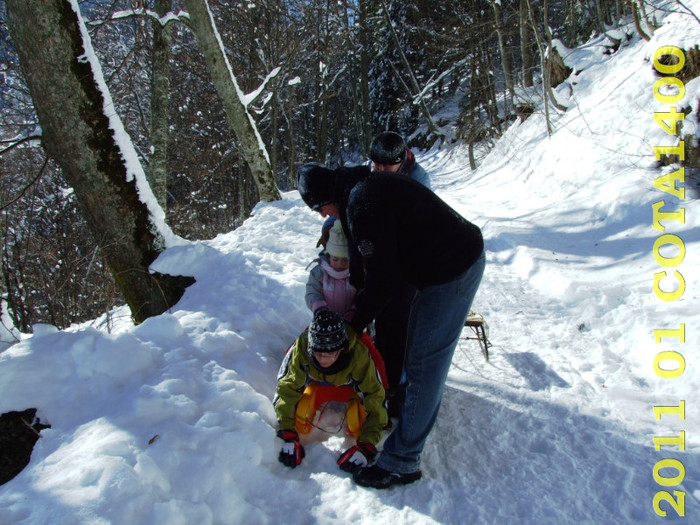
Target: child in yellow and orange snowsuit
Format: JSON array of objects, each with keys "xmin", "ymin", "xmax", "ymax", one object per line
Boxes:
[{"xmin": 273, "ymin": 309, "xmax": 387, "ymax": 472}]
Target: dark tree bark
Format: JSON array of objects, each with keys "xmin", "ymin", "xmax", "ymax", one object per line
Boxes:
[{"xmin": 6, "ymin": 0, "xmax": 193, "ymax": 324}]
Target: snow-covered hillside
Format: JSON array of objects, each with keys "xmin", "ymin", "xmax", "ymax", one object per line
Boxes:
[{"xmin": 1, "ymin": 5, "xmax": 699, "ymax": 524}]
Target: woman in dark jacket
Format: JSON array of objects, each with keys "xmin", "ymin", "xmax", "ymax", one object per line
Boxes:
[{"xmin": 297, "ymin": 163, "xmax": 485, "ymax": 489}]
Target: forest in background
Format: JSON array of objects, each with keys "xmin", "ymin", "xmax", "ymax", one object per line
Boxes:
[{"xmin": 0, "ymin": 0, "xmax": 695, "ymax": 333}]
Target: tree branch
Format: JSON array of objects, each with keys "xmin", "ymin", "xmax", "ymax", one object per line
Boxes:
[{"xmin": 0, "ymin": 152, "xmax": 49, "ymax": 212}]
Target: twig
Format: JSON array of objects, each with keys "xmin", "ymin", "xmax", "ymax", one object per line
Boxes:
[{"xmin": 20, "ymin": 417, "xmax": 43, "ymax": 438}]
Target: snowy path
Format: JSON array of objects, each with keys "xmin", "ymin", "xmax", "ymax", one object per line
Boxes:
[{"xmin": 435, "ymin": 268, "xmax": 700, "ymax": 524}]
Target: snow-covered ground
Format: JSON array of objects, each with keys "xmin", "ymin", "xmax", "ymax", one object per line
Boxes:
[{"xmin": 2, "ymin": 4, "xmax": 700, "ymax": 524}]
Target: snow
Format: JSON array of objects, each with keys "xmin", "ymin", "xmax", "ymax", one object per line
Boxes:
[{"xmin": 2, "ymin": 5, "xmax": 700, "ymax": 524}]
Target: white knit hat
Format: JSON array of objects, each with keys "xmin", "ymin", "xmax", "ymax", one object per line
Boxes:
[{"xmin": 326, "ymin": 221, "xmax": 348, "ymax": 259}]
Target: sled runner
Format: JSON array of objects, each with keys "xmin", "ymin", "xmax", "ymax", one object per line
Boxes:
[{"xmin": 463, "ymin": 311, "xmax": 491, "ymax": 361}]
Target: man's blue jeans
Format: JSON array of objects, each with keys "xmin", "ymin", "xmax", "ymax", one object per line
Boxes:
[{"xmin": 376, "ymin": 250, "xmax": 486, "ymax": 474}]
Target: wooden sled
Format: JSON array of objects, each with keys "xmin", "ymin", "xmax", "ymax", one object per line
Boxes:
[{"xmin": 463, "ymin": 311, "xmax": 491, "ymax": 362}]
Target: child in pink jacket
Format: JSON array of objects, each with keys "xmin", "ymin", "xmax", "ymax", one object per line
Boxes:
[{"xmin": 305, "ymin": 220, "xmax": 356, "ymax": 317}]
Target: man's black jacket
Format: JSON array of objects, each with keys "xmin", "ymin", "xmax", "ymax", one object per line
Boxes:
[{"xmin": 329, "ymin": 166, "xmax": 484, "ymax": 334}]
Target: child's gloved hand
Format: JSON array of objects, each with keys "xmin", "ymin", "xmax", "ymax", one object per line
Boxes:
[
  {"xmin": 337, "ymin": 442, "xmax": 377, "ymax": 473},
  {"xmin": 277, "ymin": 429, "xmax": 305, "ymax": 468}
]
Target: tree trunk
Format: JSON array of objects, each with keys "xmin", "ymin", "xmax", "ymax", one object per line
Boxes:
[
  {"xmin": 565, "ymin": 0, "xmax": 577, "ymax": 47},
  {"xmin": 312, "ymin": 1, "xmax": 329, "ymax": 162},
  {"xmin": 316, "ymin": 81, "xmax": 328, "ymax": 161},
  {"xmin": 520, "ymin": 0, "xmax": 535, "ymax": 87},
  {"xmin": 632, "ymin": 1, "xmax": 651, "ymax": 41},
  {"xmin": 549, "ymin": 45, "xmax": 573, "ymax": 88},
  {"xmin": 539, "ymin": 0, "xmax": 569, "ymax": 110},
  {"xmin": 0, "ymin": 212, "xmax": 7, "ymax": 339},
  {"xmin": 594, "ymin": 0, "xmax": 607, "ymax": 34},
  {"xmin": 6, "ymin": 0, "xmax": 193, "ymax": 324},
  {"xmin": 284, "ymin": 83, "xmax": 297, "ymax": 187},
  {"xmin": 526, "ymin": 0, "xmax": 552, "ymax": 135},
  {"xmin": 491, "ymin": 0, "xmax": 514, "ymax": 110},
  {"xmin": 182, "ymin": 0, "xmax": 281, "ymax": 202},
  {"xmin": 358, "ymin": 0, "xmax": 372, "ymax": 155},
  {"xmin": 269, "ymin": 89, "xmax": 279, "ymax": 176},
  {"xmin": 378, "ymin": 0, "xmax": 442, "ymax": 140},
  {"xmin": 468, "ymin": 140, "xmax": 477, "ymax": 171},
  {"xmin": 149, "ymin": 0, "xmax": 173, "ymax": 210}
]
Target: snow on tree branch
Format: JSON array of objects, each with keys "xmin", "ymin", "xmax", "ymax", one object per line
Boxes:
[{"xmin": 68, "ymin": 0, "xmax": 182, "ymax": 248}]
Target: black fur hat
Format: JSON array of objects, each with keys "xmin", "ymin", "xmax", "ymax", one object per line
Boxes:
[
  {"xmin": 370, "ymin": 131, "xmax": 406, "ymax": 165},
  {"xmin": 297, "ymin": 163, "xmax": 336, "ymax": 211}
]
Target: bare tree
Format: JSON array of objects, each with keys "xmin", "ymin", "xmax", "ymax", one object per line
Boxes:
[
  {"xmin": 520, "ymin": 0, "xmax": 535, "ymax": 87},
  {"xmin": 490, "ymin": 0, "xmax": 515, "ymax": 110},
  {"xmin": 357, "ymin": 0, "xmax": 373, "ymax": 156},
  {"xmin": 182, "ymin": 0, "xmax": 281, "ymax": 202},
  {"xmin": 378, "ymin": 0, "xmax": 442, "ymax": 141},
  {"xmin": 6, "ymin": 0, "xmax": 193, "ymax": 324}
]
